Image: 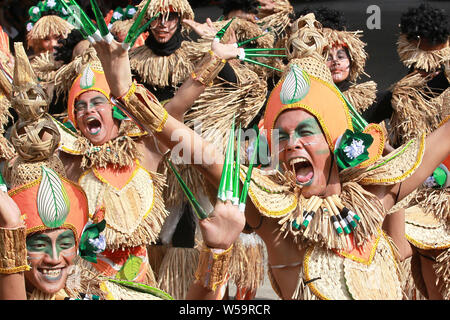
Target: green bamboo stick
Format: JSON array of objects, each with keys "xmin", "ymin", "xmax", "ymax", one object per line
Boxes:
[
  {"xmin": 127, "ymin": 13, "xmax": 160, "ymax": 48},
  {"xmin": 333, "ymin": 83, "xmax": 368, "ymax": 132},
  {"xmin": 243, "ymin": 48, "xmax": 285, "ymax": 52},
  {"xmin": 243, "ymin": 57, "xmax": 282, "ymax": 72},
  {"xmin": 90, "ymin": 0, "xmax": 110, "ymax": 38},
  {"xmin": 217, "ymin": 123, "xmax": 234, "ymax": 201},
  {"xmin": 123, "ymin": 0, "xmax": 153, "ymax": 49},
  {"xmin": 167, "ymin": 159, "xmax": 208, "ymax": 220},
  {"xmin": 237, "ymin": 33, "xmax": 268, "ymax": 47},
  {"xmin": 58, "ymin": 0, "xmax": 89, "ymax": 38},
  {"xmin": 68, "ymin": 0, "xmax": 99, "ymax": 37},
  {"xmin": 225, "ymin": 116, "xmax": 236, "ymax": 201},
  {"xmin": 232, "ymin": 124, "xmax": 241, "ymax": 205},
  {"xmin": 245, "ymin": 53, "xmax": 287, "ymax": 58},
  {"xmin": 214, "ymin": 18, "xmax": 234, "ymax": 41},
  {"xmin": 239, "ymin": 130, "xmax": 260, "ymax": 212}
]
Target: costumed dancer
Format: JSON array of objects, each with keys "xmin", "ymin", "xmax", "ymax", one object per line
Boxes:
[
  {"xmin": 25, "ymin": 1, "xmax": 76, "ymax": 118},
  {"xmin": 379, "ymin": 4, "xmax": 449, "ymax": 300},
  {"xmin": 0, "ymin": 42, "xmax": 171, "ymax": 300},
  {"xmin": 128, "ymin": 0, "xmax": 267, "ymax": 299},
  {"xmin": 230, "ymin": 13, "xmax": 449, "ymax": 300},
  {"xmin": 296, "ymin": 6, "xmax": 377, "ymax": 118}
]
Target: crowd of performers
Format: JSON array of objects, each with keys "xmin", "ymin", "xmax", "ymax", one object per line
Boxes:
[{"xmin": 0, "ymin": 0, "xmax": 448, "ymax": 300}]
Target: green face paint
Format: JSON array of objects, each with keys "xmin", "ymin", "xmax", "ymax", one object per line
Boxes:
[
  {"xmin": 27, "ymin": 230, "xmax": 76, "ymax": 259},
  {"xmin": 315, "ymin": 148, "xmax": 330, "ymax": 155},
  {"xmin": 278, "ymin": 117, "xmax": 323, "ymax": 142}
]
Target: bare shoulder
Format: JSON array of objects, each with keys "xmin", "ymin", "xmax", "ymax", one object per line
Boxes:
[
  {"xmin": 58, "ymin": 151, "xmax": 83, "ymax": 182},
  {"xmin": 135, "ymin": 136, "xmax": 164, "ymax": 172}
]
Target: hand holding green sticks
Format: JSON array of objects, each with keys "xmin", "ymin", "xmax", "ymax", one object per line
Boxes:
[{"xmin": 167, "ymin": 120, "xmax": 260, "ymax": 250}]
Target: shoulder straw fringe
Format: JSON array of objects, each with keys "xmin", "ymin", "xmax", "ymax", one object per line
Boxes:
[
  {"xmin": 322, "ymin": 28, "xmax": 369, "ymax": 81},
  {"xmin": 390, "ymin": 72, "xmax": 443, "ymax": 147},
  {"xmin": 157, "ymin": 247, "xmax": 200, "ymax": 299},
  {"xmin": 129, "ymin": 41, "xmax": 194, "ymax": 88},
  {"xmin": 340, "ymin": 133, "xmax": 425, "ymax": 186},
  {"xmin": 257, "ymin": 0, "xmax": 294, "ymax": 36},
  {"xmin": 397, "ymin": 34, "xmax": 450, "ymax": 72},
  {"xmin": 228, "ymin": 233, "xmax": 265, "ymax": 293},
  {"xmin": 410, "ymin": 187, "xmax": 449, "ymax": 222},
  {"xmin": 434, "ymin": 248, "xmax": 450, "ymax": 299},
  {"xmin": 343, "ymin": 81, "xmax": 377, "ymax": 113}
]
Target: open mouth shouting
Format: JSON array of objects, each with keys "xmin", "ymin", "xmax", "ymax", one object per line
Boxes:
[
  {"xmin": 85, "ymin": 116, "xmax": 102, "ymax": 136},
  {"xmin": 289, "ymin": 157, "xmax": 314, "ymax": 186}
]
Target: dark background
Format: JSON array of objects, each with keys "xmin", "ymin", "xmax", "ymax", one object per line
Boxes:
[{"xmin": 0, "ymin": 0, "xmax": 449, "ymax": 91}]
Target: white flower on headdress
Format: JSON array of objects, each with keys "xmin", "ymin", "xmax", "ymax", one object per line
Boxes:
[
  {"xmin": 128, "ymin": 8, "xmax": 136, "ymax": 15},
  {"xmin": 423, "ymin": 175, "xmax": 437, "ymax": 188},
  {"xmin": 47, "ymin": 0, "xmax": 56, "ymax": 8},
  {"xmin": 32, "ymin": 7, "xmax": 40, "ymax": 15},
  {"xmin": 26, "ymin": 22, "xmax": 34, "ymax": 32},
  {"xmin": 88, "ymin": 235, "xmax": 106, "ymax": 253},
  {"xmin": 113, "ymin": 12, "xmax": 123, "ymax": 20},
  {"xmin": 62, "ymin": 8, "xmax": 68, "ymax": 15},
  {"xmin": 343, "ymin": 139, "xmax": 365, "ymax": 159}
]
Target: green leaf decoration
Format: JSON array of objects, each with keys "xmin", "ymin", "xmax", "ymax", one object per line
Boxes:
[
  {"xmin": 280, "ymin": 64, "xmax": 310, "ymax": 105},
  {"xmin": 112, "ymin": 106, "xmax": 128, "ymax": 120},
  {"xmin": 116, "ymin": 255, "xmax": 143, "ymax": 281},
  {"xmin": 107, "ymin": 279, "xmax": 174, "ymax": 300},
  {"xmin": 334, "ymin": 129, "xmax": 374, "ymax": 170},
  {"xmin": 37, "ymin": 166, "xmax": 71, "ymax": 228}
]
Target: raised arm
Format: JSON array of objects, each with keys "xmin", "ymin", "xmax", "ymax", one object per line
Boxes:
[
  {"xmin": 374, "ymin": 117, "xmax": 450, "ymax": 211},
  {"xmin": 0, "ymin": 190, "xmax": 28, "ymax": 300}
]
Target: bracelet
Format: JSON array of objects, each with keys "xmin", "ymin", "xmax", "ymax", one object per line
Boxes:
[
  {"xmin": 0, "ymin": 226, "xmax": 30, "ymax": 274},
  {"xmin": 194, "ymin": 243, "xmax": 233, "ymax": 291},
  {"xmin": 191, "ymin": 50, "xmax": 227, "ymax": 87},
  {"xmin": 113, "ymin": 82, "xmax": 168, "ymax": 133}
]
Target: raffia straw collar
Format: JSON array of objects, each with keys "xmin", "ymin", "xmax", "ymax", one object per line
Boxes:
[{"xmin": 75, "ymin": 134, "xmax": 142, "ymax": 170}]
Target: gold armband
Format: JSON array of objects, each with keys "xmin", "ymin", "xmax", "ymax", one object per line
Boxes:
[
  {"xmin": 0, "ymin": 227, "xmax": 30, "ymax": 274},
  {"xmin": 194, "ymin": 243, "xmax": 233, "ymax": 291},
  {"xmin": 113, "ymin": 82, "xmax": 168, "ymax": 133},
  {"xmin": 438, "ymin": 115, "xmax": 450, "ymax": 128},
  {"xmin": 191, "ymin": 50, "xmax": 227, "ymax": 87}
]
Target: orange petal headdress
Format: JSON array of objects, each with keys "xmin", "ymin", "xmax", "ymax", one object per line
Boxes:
[{"xmin": 263, "ymin": 14, "xmax": 384, "ymax": 168}]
